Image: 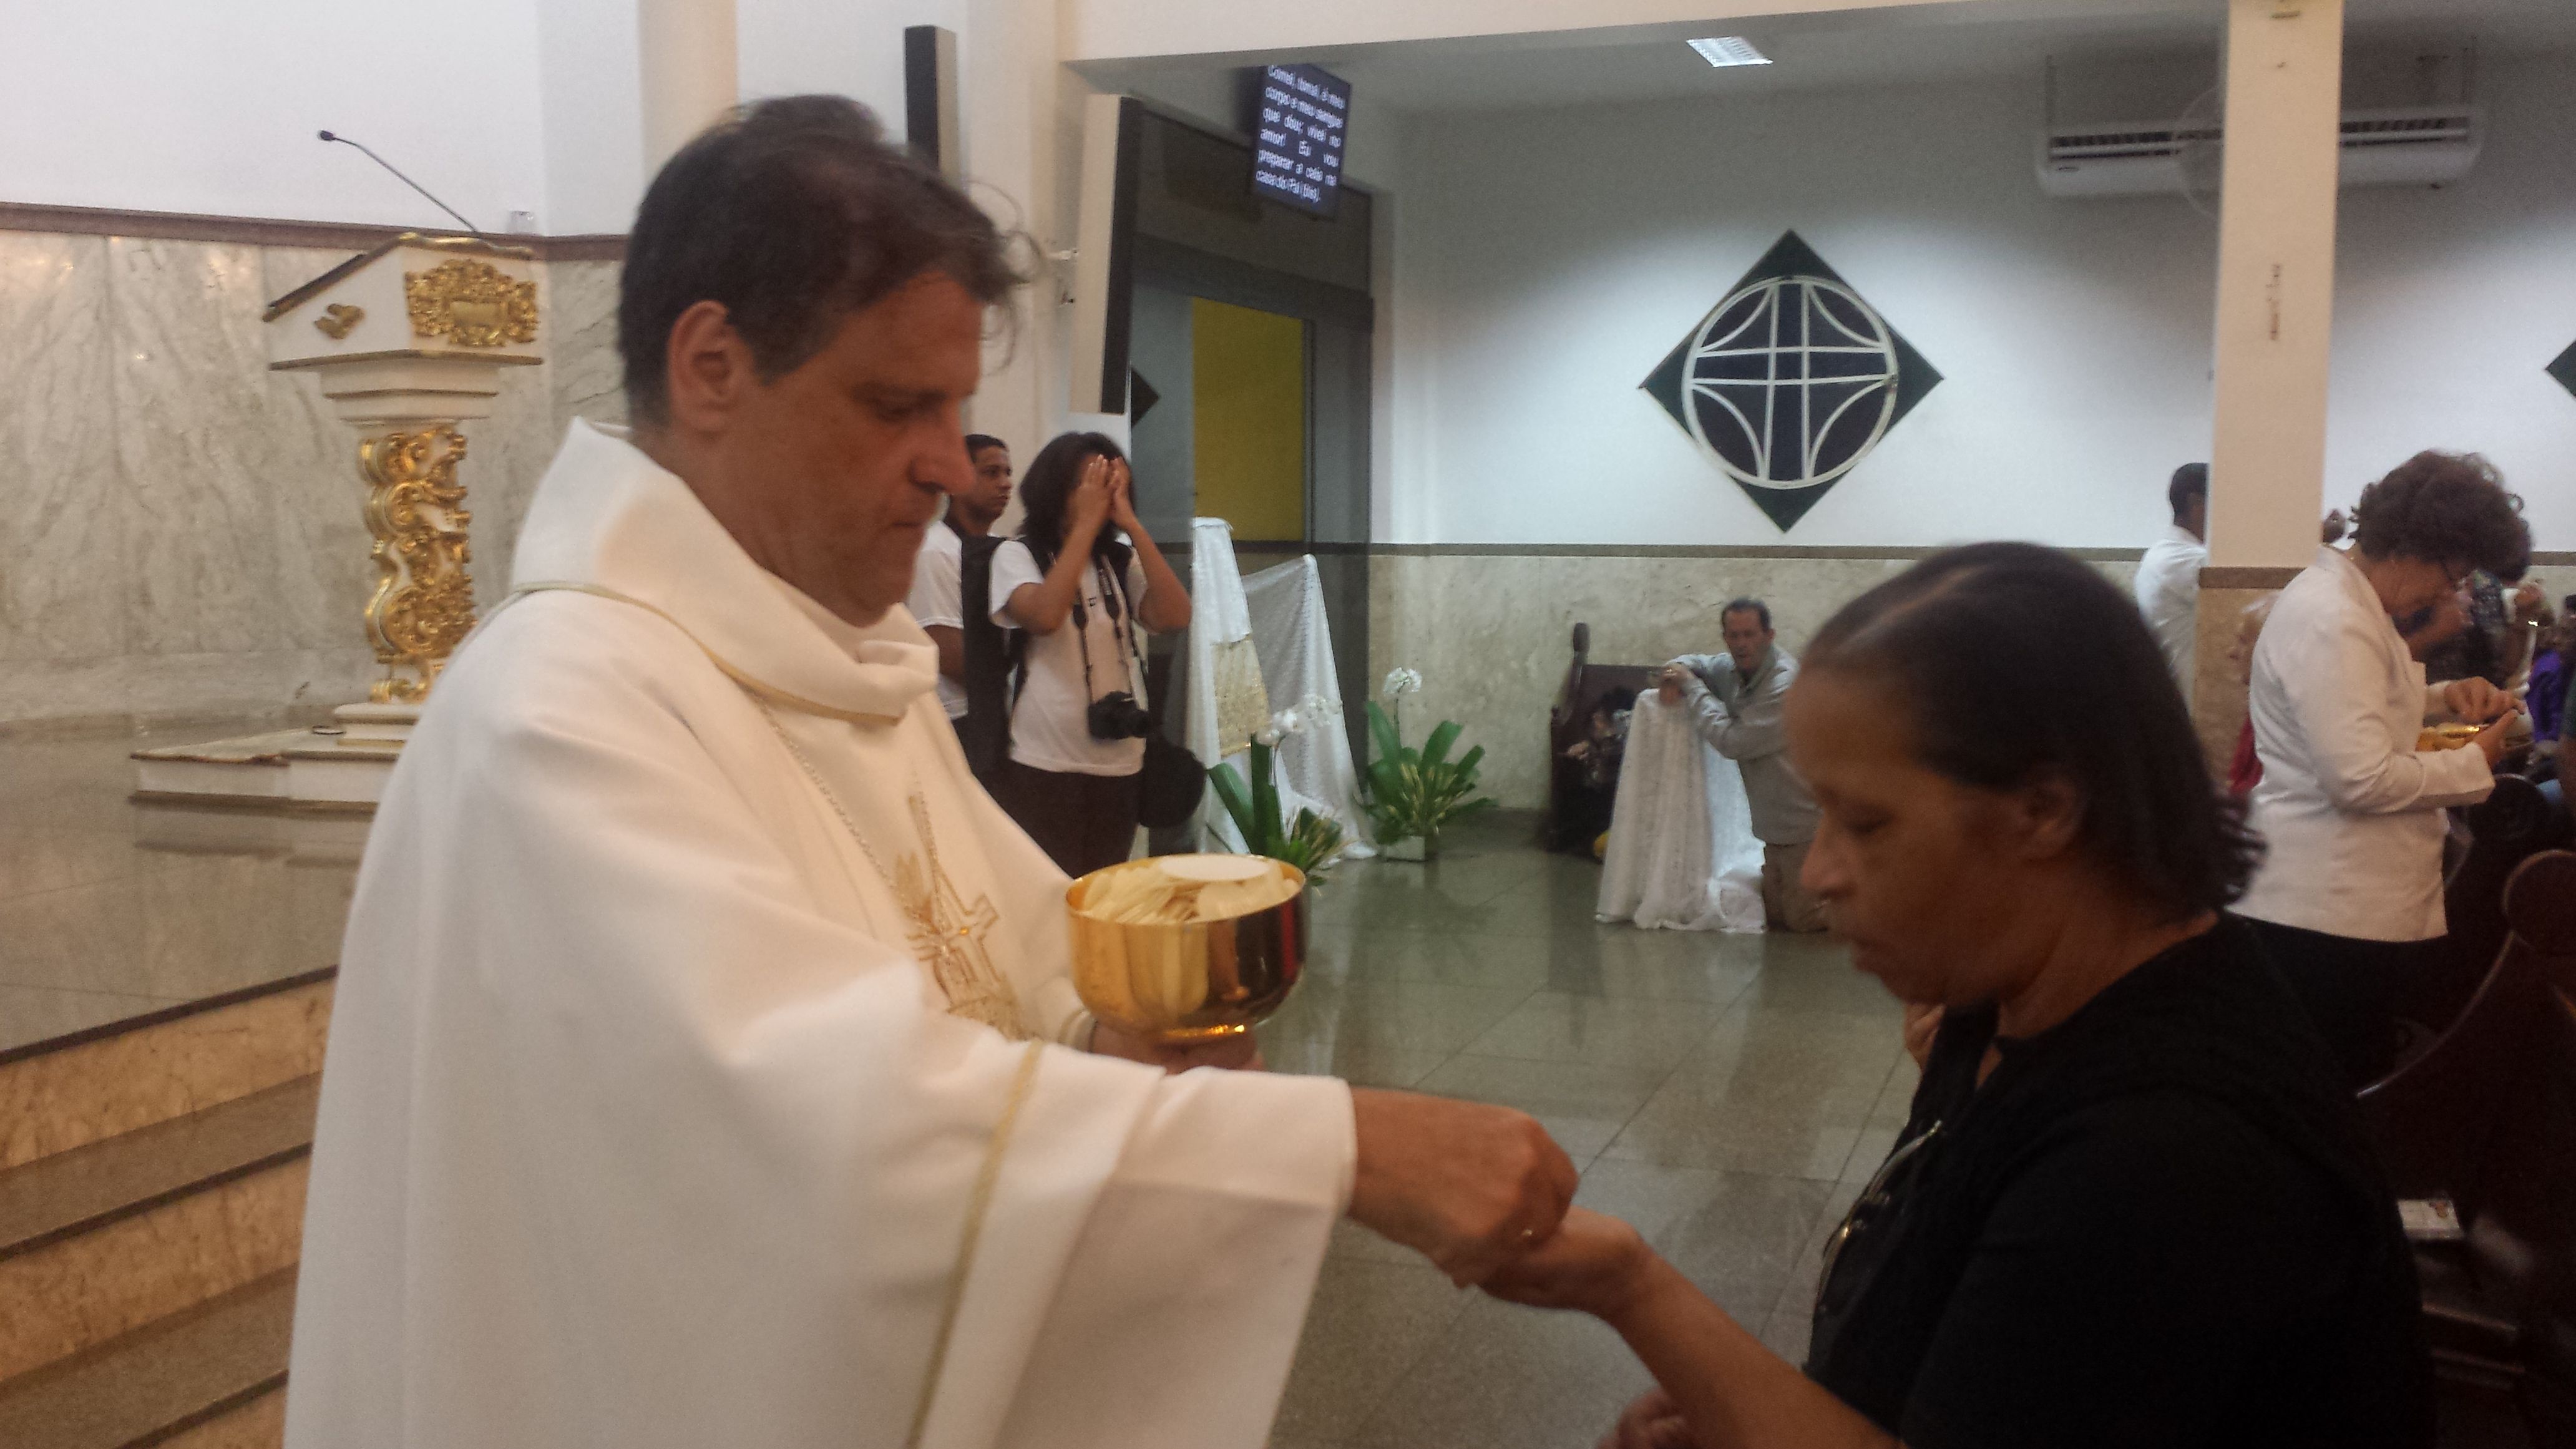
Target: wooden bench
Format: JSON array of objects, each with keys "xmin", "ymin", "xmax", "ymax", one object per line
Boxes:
[
  {"xmin": 2358, "ymin": 851, "xmax": 2576, "ymax": 1447},
  {"xmin": 1543, "ymin": 623, "xmax": 1656, "ymax": 855}
]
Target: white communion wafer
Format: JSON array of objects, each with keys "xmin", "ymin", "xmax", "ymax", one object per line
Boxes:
[
  {"xmin": 1076, "ymin": 855, "xmax": 1300, "ymax": 926},
  {"xmin": 1156, "ymin": 853, "xmax": 1271, "ymax": 883}
]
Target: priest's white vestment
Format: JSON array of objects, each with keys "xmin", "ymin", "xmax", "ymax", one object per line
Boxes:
[{"xmin": 285, "ymin": 421, "xmax": 1357, "ymax": 1449}]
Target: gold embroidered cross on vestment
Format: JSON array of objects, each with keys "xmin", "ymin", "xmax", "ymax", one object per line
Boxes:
[{"xmin": 754, "ymin": 706, "xmax": 1028, "ymax": 1040}]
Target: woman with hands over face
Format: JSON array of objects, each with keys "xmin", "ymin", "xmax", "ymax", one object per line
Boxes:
[
  {"xmin": 1485, "ymin": 545, "xmax": 2431, "ymax": 1449},
  {"xmin": 986, "ymin": 434, "xmax": 1191, "ymax": 876}
]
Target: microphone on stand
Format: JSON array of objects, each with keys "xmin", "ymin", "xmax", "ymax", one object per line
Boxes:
[{"xmin": 316, "ymin": 130, "xmax": 489, "ymax": 240}]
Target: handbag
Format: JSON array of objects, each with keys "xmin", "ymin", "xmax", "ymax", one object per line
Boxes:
[{"xmin": 1136, "ymin": 731, "xmax": 1208, "ymax": 829}]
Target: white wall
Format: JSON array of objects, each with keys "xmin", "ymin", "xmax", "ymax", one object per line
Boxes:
[
  {"xmin": 1390, "ymin": 55, "xmax": 2576, "ymax": 549},
  {"xmin": 738, "ymin": 0, "xmax": 962, "ymax": 124},
  {"xmin": 2323, "ymin": 62, "xmax": 2576, "ymax": 538},
  {"xmin": 535, "ymin": 0, "xmax": 648, "ymax": 234},
  {"xmin": 2, "ymin": 0, "xmax": 550, "ymax": 229}
]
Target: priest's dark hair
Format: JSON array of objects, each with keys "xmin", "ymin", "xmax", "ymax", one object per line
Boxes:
[
  {"xmin": 1803, "ymin": 542, "xmax": 2259, "ymax": 921},
  {"xmin": 965, "ymin": 432, "xmax": 1008, "ymax": 458},
  {"xmin": 1015, "ymin": 432, "xmax": 1128, "ymax": 565},
  {"xmin": 2350, "ymin": 450, "xmax": 2530, "ymax": 579},
  {"xmin": 618, "ymin": 94, "xmax": 1027, "ymax": 426}
]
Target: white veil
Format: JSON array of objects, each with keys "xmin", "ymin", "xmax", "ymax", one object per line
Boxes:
[{"xmin": 1596, "ymin": 692, "xmax": 1765, "ymax": 932}]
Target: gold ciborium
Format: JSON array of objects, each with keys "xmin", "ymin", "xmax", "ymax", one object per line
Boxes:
[
  {"xmin": 1068, "ymin": 854, "xmax": 1308, "ymax": 1043},
  {"xmin": 2417, "ymin": 721, "xmax": 2484, "ymax": 752}
]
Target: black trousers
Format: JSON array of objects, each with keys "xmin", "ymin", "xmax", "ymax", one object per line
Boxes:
[
  {"xmin": 2245, "ymin": 917, "xmax": 2439, "ymax": 1090},
  {"xmin": 992, "ymin": 758, "xmax": 1142, "ymax": 879}
]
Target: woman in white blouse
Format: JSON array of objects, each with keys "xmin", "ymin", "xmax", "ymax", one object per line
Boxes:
[{"xmin": 2237, "ymin": 451, "xmax": 2529, "ymax": 1086}]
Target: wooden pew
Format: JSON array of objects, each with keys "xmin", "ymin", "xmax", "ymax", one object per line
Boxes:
[
  {"xmin": 1543, "ymin": 623, "xmax": 1655, "ymax": 856},
  {"xmin": 2404, "ymin": 776, "xmax": 2574, "ymax": 1040},
  {"xmin": 2358, "ymin": 851, "xmax": 2576, "ymax": 1446}
]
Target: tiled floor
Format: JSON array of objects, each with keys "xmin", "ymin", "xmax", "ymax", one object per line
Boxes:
[
  {"xmin": 1258, "ymin": 815, "xmax": 1915, "ymax": 1449},
  {"xmin": 0, "ymin": 722, "xmax": 359, "ymax": 1055}
]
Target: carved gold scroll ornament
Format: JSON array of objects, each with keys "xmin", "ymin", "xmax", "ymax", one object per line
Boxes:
[
  {"xmin": 357, "ymin": 426, "xmax": 478, "ymax": 703},
  {"xmin": 404, "ymin": 258, "xmax": 539, "ymax": 348}
]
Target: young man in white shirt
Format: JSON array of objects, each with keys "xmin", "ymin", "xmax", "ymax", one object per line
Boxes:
[
  {"xmin": 2132, "ymin": 462, "xmax": 2209, "ymax": 696},
  {"xmin": 906, "ymin": 431, "xmax": 1012, "ymax": 720}
]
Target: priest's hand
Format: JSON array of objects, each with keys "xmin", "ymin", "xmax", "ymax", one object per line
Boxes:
[
  {"xmin": 1090, "ymin": 1020, "xmax": 1264, "ymax": 1073},
  {"xmin": 1347, "ymin": 1088, "xmax": 1578, "ymax": 1287},
  {"xmin": 1480, "ymin": 1208, "xmax": 1654, "ymax": 1320}
]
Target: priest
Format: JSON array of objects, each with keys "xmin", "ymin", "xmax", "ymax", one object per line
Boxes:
[{"xmin": 285, "ymin": 96, "xmax": 1574, "ymax": 1449}]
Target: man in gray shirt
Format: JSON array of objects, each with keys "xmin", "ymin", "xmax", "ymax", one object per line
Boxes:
[{"xmin": 1658, "ymin": 597, "xmax": 1827, "ymax": 932}]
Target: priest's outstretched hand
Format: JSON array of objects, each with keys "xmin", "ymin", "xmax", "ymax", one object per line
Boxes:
[{"xmin": 1347, "ymin": 1088, "xmax": 1579, "ymax": 1286}]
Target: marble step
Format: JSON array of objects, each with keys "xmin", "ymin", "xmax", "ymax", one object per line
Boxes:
[
  {"xmin": 0, "ymin": 1081, "xmax": 316, "ymax": 1381},
  {"xmin": 0, "ymin": 1269, "xmax": 295, "ymax": 1449},
  {"xmin": 0, "ymin": 972, "xmax": 333, "ymax": 1173},
  {"xmin": 0, "ymin": 1078, "xmax": 318, "ymax": 1262}
]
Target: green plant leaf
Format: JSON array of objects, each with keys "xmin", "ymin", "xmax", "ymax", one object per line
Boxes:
[
  {"xmin": 1208, "ymin": 762, "xmax": 1256, "ymax": 842},
  {"xmin": 1366, "ymin": 700, "xmax": 1405, "ymax": 771},
  {"xmin": 1251, "ymin": 741, "xmax": 1282, "ymax": 851},
  {"xmin": 1422, "ymin": 720, "xmax": 1461, "ymax": 769},
  {"xmin": 1454, "ymin": 743, "xmax": 1485, "ymax": 778}
]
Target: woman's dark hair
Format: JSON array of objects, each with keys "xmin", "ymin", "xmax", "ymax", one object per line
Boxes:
[
  {"xmin": 1804, "ymin": 542, "xmax": 2258, "ymax": 919},
  {"xmin": 2349, "ymin": 451, "xmax": 2529, "ymax": 578},
  {"xmin": 618, "ymin": 95, "xmax": 1027, "ymax": 425},
  {"xmin": 1015, "ymin": 432, "xmax": 1127, "ymax": 564}
]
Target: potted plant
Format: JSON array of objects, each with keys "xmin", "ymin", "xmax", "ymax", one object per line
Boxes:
[
  {"xmin": 1208, "ymin": 700, "xmax": 1347, "ymax": 886},
  {"xmin": 1363, "ymin": 668, "xmax": 1495, "ymax": 860}
]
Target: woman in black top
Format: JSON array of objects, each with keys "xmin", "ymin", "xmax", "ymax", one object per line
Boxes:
[{"xmin": 1486, "ymin": 544, "xmax": 2430, "ymax": 1448}]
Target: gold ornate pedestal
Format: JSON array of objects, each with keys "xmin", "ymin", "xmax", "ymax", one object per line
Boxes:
[
  {"xmin": 132, "ymin": 235, "xmax": 541, "ymax": 813},
  {"xmin": 356, "ymin": 424, "xmax": 478, "ymax": 703}
]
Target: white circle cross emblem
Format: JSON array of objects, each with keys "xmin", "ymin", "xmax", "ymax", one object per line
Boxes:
[{"xmin": 1683, "ymin": 275, "xmax": 1901, "ymax": 492}]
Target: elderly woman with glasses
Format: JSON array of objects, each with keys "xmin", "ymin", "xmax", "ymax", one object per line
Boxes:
[
  {"xmin": 2236, "ymin": 452, "xmax": 2529, "ymax": 1088},
  {"xmin": 1485, "ymin": 544, "xmax": 2430, "ymax": 1449}
]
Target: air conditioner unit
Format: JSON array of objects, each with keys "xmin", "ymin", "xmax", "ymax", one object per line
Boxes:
[{"xmin": 2036, "ymin": 105, "xmax": 2480, "ymax": 198}]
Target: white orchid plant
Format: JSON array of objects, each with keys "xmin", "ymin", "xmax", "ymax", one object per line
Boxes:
[
  {"xmin": 1211, "ymin": 695, "xmax": 1347, "ymax": 885},
  {"xmin": 1361, "ymin": 667, "xmax": 1493, "ymax": 850}
]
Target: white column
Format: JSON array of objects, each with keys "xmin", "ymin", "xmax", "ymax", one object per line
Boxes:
[
  {"xmin": 960, "ymin": 0, "xmax": 1068, "ymax": 453},
  {"xmin": 638, "ymin": 0, "xmax": 740, "ymax": 175},
  {"xmin": 2206, "ymin": 0, "xmax": 2344, "ymax": 569}
]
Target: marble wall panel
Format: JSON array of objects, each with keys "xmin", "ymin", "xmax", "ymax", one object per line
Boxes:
[
  {"xmin": 256, "ymin": 246, "xmax": 379, "ymax": 656},
  {"xmin": 0, "ymin": 233, "xmax": 606, "ymax": 723},
  {"xmin": 548, "ymin": 258, "xmax": 627, "ymax": 435},
  {"xmin": 107, "ymin": 238, "xmax": 300, "ymax": 658},
  {"xmin": 1367, "ymin": 553, "xmax": 2141, "ymax": 809},
  {"xmin": 0, "ymin": 232, "xmax": 125, "ymax": 665}
]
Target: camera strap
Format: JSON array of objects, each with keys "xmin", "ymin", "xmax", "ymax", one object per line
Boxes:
[{"xmin": 1067, "ymin": 553, "xmax": 1143, "ymax": 706}]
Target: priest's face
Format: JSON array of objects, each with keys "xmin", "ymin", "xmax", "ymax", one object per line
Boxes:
[{"xmin": 673, "ymin": 270, "xmax": 985, "ymax": 623}]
